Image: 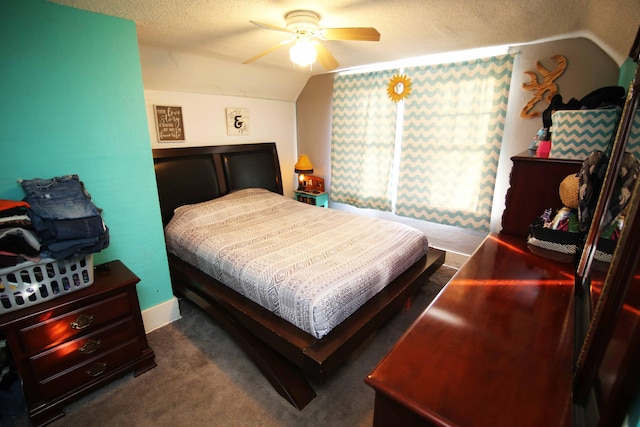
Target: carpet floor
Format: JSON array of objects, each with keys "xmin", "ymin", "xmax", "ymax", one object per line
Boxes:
[{"xmin": 14, "ymin": 264, "xmax": 456, "ymax": 427}]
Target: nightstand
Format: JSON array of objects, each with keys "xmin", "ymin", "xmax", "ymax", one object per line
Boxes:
[
  {"xmin": 294, "ymin": 190, "xmax": 329, "ymax": 207},
  {"xmin": 0, "ymin": 260, "xmax": 156, "ymax": 426}
]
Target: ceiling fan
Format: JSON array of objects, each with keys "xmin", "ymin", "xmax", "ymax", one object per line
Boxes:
[{"xmin": 242, "ymin": 10, "xmax": 380, "ymax": 71}]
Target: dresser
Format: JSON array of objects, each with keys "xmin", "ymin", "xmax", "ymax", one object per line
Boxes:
[
  {"xmin": 0, "ymin": 260, "xmax": 156, "ymax": 426},
  {"xmin": 365, "ymin": 233, "xmax": 576, "ymax": 427},
  {"xmin": 366, "ymin": 152, "xmax": 585, "ymax": 426},
  {"xmin": 501, "ymin": 149, "xmax": 582, "ymax": 237}
]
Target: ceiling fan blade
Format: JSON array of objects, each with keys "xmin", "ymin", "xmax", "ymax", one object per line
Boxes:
[
  {"xmin": 314, "ymin": 42, "xmax": 339, "ymax": 71},
  {"xmin": 321, "ymin": 27, "xmax": 380, "ymax": 41},
  {"xmin": 242, "ymin": 39, "xmax": 292, "ymax": 64},
  {"xmin": 249, "ymin": 20, "xmax": 294, "ymax": 34}
]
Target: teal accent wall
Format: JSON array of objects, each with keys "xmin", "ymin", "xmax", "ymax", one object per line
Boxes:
[
  {"xmin": 618, "ymin": 57, "xmax": 637, "ymax": 89},
  {"xmin": 0, "ymin": 0, "xmax": 173, "ymax": 310}
]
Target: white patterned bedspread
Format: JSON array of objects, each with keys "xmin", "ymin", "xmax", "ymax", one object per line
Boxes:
[{"xmin": 164, "ymin": 188, "xmax": 429, "ymax": 339}]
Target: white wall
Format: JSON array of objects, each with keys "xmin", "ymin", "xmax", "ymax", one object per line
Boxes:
[{"xmin": 144, "ymin": 89, "xmax": 298, "ymax": 197}]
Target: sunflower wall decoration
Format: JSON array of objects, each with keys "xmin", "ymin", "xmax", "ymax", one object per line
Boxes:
[{"xmin": 387, "ymin": 74, "xmax": 412, "ymax": 102}]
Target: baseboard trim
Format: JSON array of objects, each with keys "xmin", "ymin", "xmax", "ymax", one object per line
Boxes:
[{"xmin": 141, "ymin": 296, "xmax": 181, "ymax": 333}]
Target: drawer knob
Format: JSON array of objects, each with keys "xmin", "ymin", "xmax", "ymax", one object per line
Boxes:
[
  {"xmin": 86, "ymin": 362, "xmax": 107, "ymax": 377},
  {"xmin": 70, "ymin": 314, "xmax": 94, "ymax": 330},
  {"xmin": 78, "ymin": 339, "xmax": 101, "ymax": 354}
]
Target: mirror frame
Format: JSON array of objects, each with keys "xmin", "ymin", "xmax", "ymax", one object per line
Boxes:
[{"xmin": 573, "ymin": 25, "xmax": 640, "ymax": 426}]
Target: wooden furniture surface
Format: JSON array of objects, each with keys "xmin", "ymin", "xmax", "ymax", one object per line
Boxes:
[
  {"xmin": 152, "ymin": 143, "xmax": 446, "ymax": 410},
  {"xmin": 366, "ymin": 233, "xmax": 575, "ymax": 427},
  {"xmin": 0, "ymin": 260, "xmax": 156, "ymax": 426},
  {"xmin": 502, "ymin": 150, "xmax": 582, "ymax": 237}
]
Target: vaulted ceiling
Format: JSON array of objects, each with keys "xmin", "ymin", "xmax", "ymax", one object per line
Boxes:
[{"xmin": 48, "ymin": 0, "xmax": 639, "ymax": 100}]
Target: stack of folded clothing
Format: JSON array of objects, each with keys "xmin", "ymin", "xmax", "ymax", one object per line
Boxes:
[
  {"xmin": 19, "ymin": 175, "xmax": 109, "ymax": 260},
  {"xmin": 0, "ymin": 200, "xmax": 41, "ymax": 268}
]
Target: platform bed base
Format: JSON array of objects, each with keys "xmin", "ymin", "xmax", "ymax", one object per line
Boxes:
[{"xmin": 168, "ymin": 248, "xmax": 445, "ymax": 409}]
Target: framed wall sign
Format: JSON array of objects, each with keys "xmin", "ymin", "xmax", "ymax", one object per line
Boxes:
[
  {"xmin": 154, "ymin": 105, "xmax": 185, "ymax": 141},
  {"xmin": 226, "ymin": 108, "xmax": 250, "ymax": 135}
]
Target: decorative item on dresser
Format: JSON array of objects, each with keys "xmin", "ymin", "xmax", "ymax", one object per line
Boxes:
[{"xmin": 0, "ymin": 260, "xmax": 156, "ymax": 426}]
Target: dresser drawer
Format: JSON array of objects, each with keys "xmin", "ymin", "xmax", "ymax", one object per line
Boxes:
[
  {"xmin": 0, "ymin": 261, "xmax": 156, "ymax": 427},
  {"xmin": 38, "ymin": 338, "xmax": 145, "ymax": 401},
  {"xmin": 29, "ymin": 316, "xmax": 138, "ymax": 380},
  {"xmin": 18, "ymin": 292, "xmax": 133, "ymax": 354}
]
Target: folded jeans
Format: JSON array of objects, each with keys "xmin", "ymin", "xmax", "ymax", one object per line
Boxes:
[
  {"xmin": 32, "ymin": 215, "xmax": 106, "ymax": 244},
  {"xmin": 20, "ymin": 175, "xmax": 101, "ymax": 220}
]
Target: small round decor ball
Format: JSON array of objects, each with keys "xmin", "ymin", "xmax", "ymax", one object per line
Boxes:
[{"xmin": 559, "ymin": 173, "xmax": 579, "ymax": 209}]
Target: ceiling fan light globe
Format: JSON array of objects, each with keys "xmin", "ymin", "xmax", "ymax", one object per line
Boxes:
[{"xmin": 289, "ymin": 41, "xmax": 317, "ymax": 66}]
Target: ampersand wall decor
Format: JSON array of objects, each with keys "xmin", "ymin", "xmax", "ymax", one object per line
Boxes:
[
  {"xmin": 521, "ymin": 55, "xmax": 567, "ymax": 119},
  {"xmin": 226, "ymin": 107, "xmax": 250, "ymax": 135}
]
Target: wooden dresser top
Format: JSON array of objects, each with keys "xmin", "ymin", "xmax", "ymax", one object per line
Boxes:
[{"xmin": 366, "ymin": 233, "xmax": 576, "ymax": 427}]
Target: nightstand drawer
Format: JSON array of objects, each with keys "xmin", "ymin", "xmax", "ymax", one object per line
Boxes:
[
  {"xmin": 29, "ymin": 316, "xmax": 138, "ymax": 380},
  {"xmin": 38, "ymin": 338, "xmax": 145, "ymax": 401},
  {"xmin": 19, "ymin": 292, "xmax": 133, "ymax": 354}
]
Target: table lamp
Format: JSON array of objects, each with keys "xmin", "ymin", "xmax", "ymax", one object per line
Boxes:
[{"xmin": 294, "ymin": 154, "xmax": 313, "ymax": 190}]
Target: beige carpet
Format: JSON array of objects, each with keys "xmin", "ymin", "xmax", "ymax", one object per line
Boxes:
[{"xmin": 19, "ymin": 265, "xmax": 456, "ymax": 427}]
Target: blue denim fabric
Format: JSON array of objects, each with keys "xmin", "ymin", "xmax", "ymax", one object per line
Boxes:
[
  {"xmin": 19, "ymin": 175, "xmax": 109, "ymax": 259},
  {"xmin": 44, "ymin": 230, "xmax": 109, "ymax": 259},
  {"xmin": 21, "ymin": 175, "xmax": 100, "ymax": 220},
  {"xmin": 34, "ymin": 216, "xmax": 105, "ymax": 244}
]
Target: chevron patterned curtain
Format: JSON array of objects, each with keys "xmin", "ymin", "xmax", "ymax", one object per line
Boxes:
[
  {"xmin": 396, "ymin": 55, "xmax": 514, "ymax": 231},
  {"xmin": 330, "ymin": 70, "xmax": 399, "ymax": 211}
]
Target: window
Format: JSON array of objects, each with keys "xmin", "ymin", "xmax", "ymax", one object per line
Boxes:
[
  {"xmin": 331, "ymin": 55, "xmax": 514, "ymax": 231},
  {"xmin": 330, "ymin": 69, "xmax": 399, "ymax": 211}
]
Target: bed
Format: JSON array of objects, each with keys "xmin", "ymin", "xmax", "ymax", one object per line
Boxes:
[{"xmin": 152, "ymin": 143, "xmax": 445, "ymax": 409}]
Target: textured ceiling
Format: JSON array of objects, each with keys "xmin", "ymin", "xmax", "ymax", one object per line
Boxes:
[{"xmin": 48, "ymin": 0, "xmax": 639, "ymax": 75}]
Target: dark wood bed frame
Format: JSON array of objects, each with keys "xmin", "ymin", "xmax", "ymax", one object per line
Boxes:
[{"xmin": 152, "ymin": 143, "xmax": 446, "ymax": 409}]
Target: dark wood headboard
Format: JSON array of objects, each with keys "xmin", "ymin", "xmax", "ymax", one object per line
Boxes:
[{"xmin": 152, "ymin": 143, "xmax": 283, "ymax": 226}]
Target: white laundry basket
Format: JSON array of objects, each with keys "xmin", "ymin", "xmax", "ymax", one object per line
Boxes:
[{"xmin": 0, "ymin": 254, "xmax": 94, "ymax": 314}]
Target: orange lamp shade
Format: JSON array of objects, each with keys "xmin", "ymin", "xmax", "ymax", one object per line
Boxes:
[{"xmin": 294, "ymin": 155, "xmax": 314, "ymax": 174}]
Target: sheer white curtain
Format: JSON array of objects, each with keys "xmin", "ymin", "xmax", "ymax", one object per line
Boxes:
[
  {"xmin": 330, "ymin": 69, "xmax": 398, "ymax": 211},
  {"xmin": 396, "ymin": 55, "xmax": 514, "ymax": 231},
  {"xmin": 330, "ymin": 55, "xmax": 513, "ymax": 231}
]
